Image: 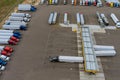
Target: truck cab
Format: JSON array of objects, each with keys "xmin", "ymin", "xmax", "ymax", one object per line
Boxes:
[
  {"xmin": 49, "ymin": 56, "xmax": 59, "ymax": 62},
  {"xmin": 0, "ymin": 65, "xmax": 5, "ymax": 71},
  {"xmin": 4, "ymin": 46, "xmax": 13, "ymax": 53},
  {"xmin": 64, "ymin": 0, "xmax": 67, "ymax": 5},
  {"xmin": 1, "ymin": 50, "xmax": 12, "ymax": 56},
  {"xmin": 116, "ymin": 22, "xmax": 120, "ymax": 28},
  {"xmin": 0, "ymin": 55, "xmax": 10, "ymax": 61},
  {"xmin": 0, "ymin": 59, "xmax": 7, "ymax": 66}
]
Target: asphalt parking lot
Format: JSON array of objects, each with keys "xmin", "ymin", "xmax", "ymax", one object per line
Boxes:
[
  {"xmin": 0, "ymin": 1, "xmax": 120, "ymax": 80},
  {"xmin": 95, "ymin": 30, "xmax": 120, "ymax": 80},
  {"xmin": 0, "ymin": 5, "xmax": 79, "ymax": 80}
]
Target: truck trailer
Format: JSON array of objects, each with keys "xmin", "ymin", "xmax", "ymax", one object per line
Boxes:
[
  {"xmin": 110, "ymin": 13, "xmax": 120, "ymax": 28},
  {"xmin": 50, "ymin": 56, "xmax": 83, "ymax": 63}
]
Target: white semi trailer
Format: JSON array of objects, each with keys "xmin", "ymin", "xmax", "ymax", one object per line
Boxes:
[
  {"xmin": 0, "ymin": 39, "xmax": 17, "ymax": 45},
  {"xmin": 64, "ymin": 13, "xmax": 68, "ymax": 24},
  {"xmin": 96, "ymin": 11, "xmax": 105, "ymax": 27},
  {"xmin": 52, "ymin": 12, "xmax": 57, "ymax": 24},
  {"xmin": 76, "ymin": 13, "xmax": 80, "ymax": 24},
  {"xmin": 95, "ymin": 50, "xmax": 116, "ymax": 56},
  {"xmin": 8, "ymin": 22, "xmax": 27, "ymax": 26},
  {"xmin": 8, "ymin": 16, "xmax": 30, "ymax": 22},
  {"xmin": 110, "ymin": 13, "xmax": 120, "ymax": 28},
  {"xmin": 100, "ymin": 13, "xmax": 109, "ymax": 26},
  {"xmin": 50, "ymin": 56, "xmax": 83, "ymax": 63},
  {"xmin": 48, "ymin": 12, "xmax": 54, "ymax": 24},
  {"xmin": 11, "ymin": 13, "xmax": 31, "ymax": 18},
  {"xmin": 94, "ymin": 45, "xmax": 115, "ymax": 51},
  {"xmin": 80, "ymin": 14, "xmax": 85, "ymax": 25},
  {"xmin": 2, "ymin": 25, "xmax": 27, "ymax": 30},
  {"xmin": 48, "ymin": 12, "xmax": 57, "ymax": 24},
  {"xmin": 5, "ymin": 20, "xmax": 26, "ymax": 25}
]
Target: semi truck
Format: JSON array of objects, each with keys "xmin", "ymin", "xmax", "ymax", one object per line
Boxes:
[
  {"xmin": 18, "ymin": 4, "xmax": 36, "ymax": 11},
  {"xmin": 110, "ymin": 13, "xmax": 120, "ymax": 28},
  {"xmin": 0, "ymin": 46, "xmax": 13, "ymax": 53},
  {"xmin": 64, "ymin": 13, "xmax": 68, "ymax": 24},
  {"xmin": 50, "ymin": 56, "xmax": 83, "ymax": 63},
  {"xmin": 0, "ymin": 36, "xmax": 19, "ymax": 42},
  {"xmin": 48, "ymin": 12, "xmax": 57, "ymax": 24},
  {"xmin": 8, "ymin": 16, "xmax": 30, "ymax": 22},
  {"xmin": 100, "ymin": 13, "xmax": 109, "ymax": 26},
  {"xmin": 96, "ymin": 11, "xmax": 105, "ymax": 27},
  {"xmin": 0, "ymin": 39, "xmax": 17, "ymax": 45},
  {"xmin": 76, "ymin": 13, "xmax": 80, "ymax": 24},
  {"xmin": 80, "ymin": 13, "xmax": 85, "ymax": 25},
  {"xmin": 0, "ymin": 50, "xmax": 12, "ymax": 56},
  {"xmin": 11, "ymin": 13, "xmax": 31, "ymax": 18},
  {"xmin": 2, "ymin": 25, "xmax": 27, "ymax": 30},
  {"xmin": 0, "ymin": 33, "xmax": 21, "ymax": 39},
  {"xmin": 0, "ymin": 55, "xmax": 10, "ymax": 61},
  {"xmin": 64, "ymin": 0, "xmax": 67, "ymax": 5},
  {"xmin": 0, "ymin": 30, "xmax": 20, "ymax": 34}
]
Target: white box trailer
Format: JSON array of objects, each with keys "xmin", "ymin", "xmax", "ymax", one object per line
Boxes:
[
  {"xmin": 50, "ymin": 56, "xmax": 83, "ymax": 63},
  {"xmin": 110, "ymin": 13, "xmax": 120, "ymax": 28},
  {"xmin": 0, "ymin": 33, "xmax": 15, "ymax": 36},
  {"xmin": 0, "ymin": 36, "xmax": 19, "ymax": 42},
  {"xmin": 55, "ymin": 0, "xmax": 58, "ymax": 4},
  {"xmin": 0, "ymin": 30, "xmax": 14, "ymax": 33},
  {"xmin": 82, "ymin": 0, "xmax": 85, "ymax": 5},
  {"xmin": 2, "ymin": 25, "xmax": 27, "ymax": 30},
  {"xmin": 0, "ymin": 36, "xmax": 13, "ymax": 39},
  {"xmin": 64, "ymin": 13, "xmax": 68, "ymax": 24},
  {"xmin": 64, "ymin": 0, "xmax": 67, "ymax": 5},
  {"xmin": 71, "ymin": 0, "xmax": 74, "ymax": 5},
  {"xmin": 40, "ymin": 0, "xmax": 45, "ymax": 4},
  {"xmin": 100, "ymin": 13, "xmax": 109, "ymax": 26},
  {"xmin": 0, "ymin": 33, "xmax": 21, "ymax": 39},
  {"xmin": 97, "ymin": 0, "xmax": 102, "ymax": 7},
  {"xmin": 52, "ymin": 12, "xmax": 57, "ymax": 24},
  {"xmin": 0, "ymin": 30, "xmax": 21, "ymax": 37},
  {"xmin": 9, "ymin": 22, "xmax": 27, "ymax": 26},
  {"xmin": 76, "ymin": 13, "xmax": 80, "ymax": 24},
  {"xmin": 18, "ymin": 4, "xmax": 31, "ymax": 10},
  {"xmin": 18, "ymin": 4, "xmax": 36, "ymax": 11},
  {"xmin": 80, "ymin": 0, "xmax": 82, "ymax": 5},
  {"xmin": 96, "ymin": 11, "xmax": 105, "ymax": 27},
  {"xmin": 11, "ymin": 13, "xmax": 31, "ymax": 18},
  {"xmin": 0, "ymin": 46, "xmax": 5, "ymax": 51},
  {"xmin": 48, "ymin": 12, "xmax": 54, "ymax": 24},
  {"xmin": 95, "ymin": 50, "xmax": 116, "ymax": 56},
  {"xmin": 94, "ymin": 45, "xmax": 115, "ymax": 50},
  {"xmin": 52, "ymin": 0, "xmax": 55, "ymax": 4},
  {"xmin": 0, "ymin": 39, "xmax": 16, "ymax": 45},
  {"xmin": 5, "ymin": 20, "xmax": 26, "ymax": 24},
  {"xmin": 80, "ymin": 14, "xmax": 85, "ymax": 25},
  {"xmin": 8, "ymin": 16, "xmax": 30, "ymax": 22}
]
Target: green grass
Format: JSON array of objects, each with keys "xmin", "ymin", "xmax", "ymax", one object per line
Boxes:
[{"xmin": 0, "ymin": 0, "xmax": 24, "ymax": 22}]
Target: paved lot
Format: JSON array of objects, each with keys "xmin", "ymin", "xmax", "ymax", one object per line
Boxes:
[
  {"xmin": 0, "ymin": 2, "xmax": 120, "ymax": 80},
  {"xmin": 94, "ymin": 30, "xmax": 120, "ymax": 80},
  {"xmin": 0, "ymin": 5, "xmax": 79, "ymax": 80}
]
